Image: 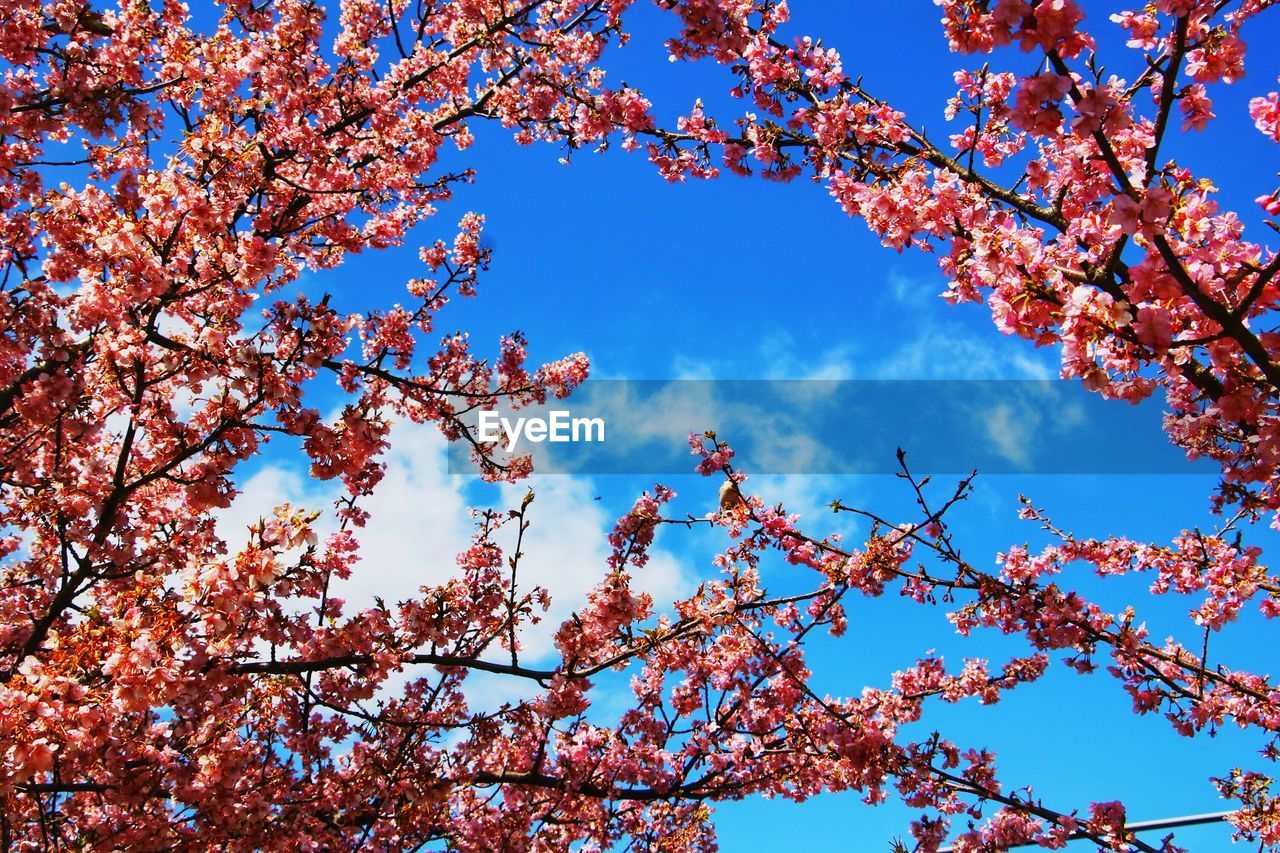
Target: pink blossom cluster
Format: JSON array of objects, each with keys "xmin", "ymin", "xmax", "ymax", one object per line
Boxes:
[{"xmin": 5, "ymin": 0, "xmax": 1280, "ymax": 847}]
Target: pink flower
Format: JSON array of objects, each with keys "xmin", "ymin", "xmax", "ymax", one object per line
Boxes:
[
  {"xmin": 1251, "ymin": 92, "xmax": 1280, "ymax": 141},
  {"xmin": 1134, "ymin": 305, "xmax": 1175, "ymax": 353}
]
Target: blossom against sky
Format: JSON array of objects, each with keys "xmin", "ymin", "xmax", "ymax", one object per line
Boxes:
[{"xmin": 216, "ymin": 1, "xmax": 1280, "ymax": 847}]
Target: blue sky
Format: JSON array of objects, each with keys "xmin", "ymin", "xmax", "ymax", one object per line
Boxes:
[{"xmin": 227, "ymin": 0, "xmax": 1280, "ymax": 848}]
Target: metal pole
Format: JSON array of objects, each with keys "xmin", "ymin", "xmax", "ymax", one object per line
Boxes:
[{"xmin": 937, "ymin": 810, "xmax": 1234, "ymax": 852}]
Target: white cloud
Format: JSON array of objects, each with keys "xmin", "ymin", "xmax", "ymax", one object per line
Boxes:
[
  {"xmin": 885, "ymin": 269, "xmax": 939, "ymax": 307},
  {"xmin": 495, "ymin": 473, "xmax": 689, "ymax": 660},
  {"xmin": 627, "ymin": 274, "xmax": 1069, "ymax": 545},
  {"xmin": 217, "ymin": 420, "xmax": 691, "ymax": 672},
  {"xmin": 980, "ymin": 402, "xmax": 1034, "ymax": 470},
  {"xmin": 216, "ymin": 464, "xmax": 325, "ymax": 550},
  {"xmin": 329, "ymin": 422, "xmax": 474, "ymax": 610},
  {"xmin": 670, "ymin": 333, "xmax": 858, "ymax": 382},
  {"xmin": 758, "ymin": 332, "xmax": 859, "ymax": 381},
  {"xmin": 869, "ymin": 320, "xmax": 1055, "ymax": 381},
  {"xmin": 968, "ymin": 381, "xmax": 1093, "ymax": 472},
  {"xmin": 746, "ymin": 472, "xmax": 868, "ymax": 536},
  {"xmin": 661, "ymin": 298, "xmax": 1055, "ymax": 385},
  {"xmin": 670, "ymin": 353, "xmax": 717, "ymax": 381}
]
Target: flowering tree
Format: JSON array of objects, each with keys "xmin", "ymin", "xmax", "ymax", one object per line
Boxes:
[{"xmin": 2, "ymin": 0, "xmax": 1280, "ymax": 849}]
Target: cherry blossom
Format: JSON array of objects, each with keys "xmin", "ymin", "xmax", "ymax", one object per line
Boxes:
[{"xmin": 6, "ymin": 0, "xmax": 1280, "ymax": 848}]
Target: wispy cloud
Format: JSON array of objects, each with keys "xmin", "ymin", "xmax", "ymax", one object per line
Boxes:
[
  {"xmin": 218, "ymin": 420, "xmax": 691, "ymax": 671},
  {"xmin": 869, "ymin": 321, "xmax": 1056, "ymax": 381},
  {"xmin": 660, "ymin": 271, "xmax": 1057, "ymax": 384},
  {"xmin": 884, "ymin": 268, "xmax": 941, "ymax": 308}
]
